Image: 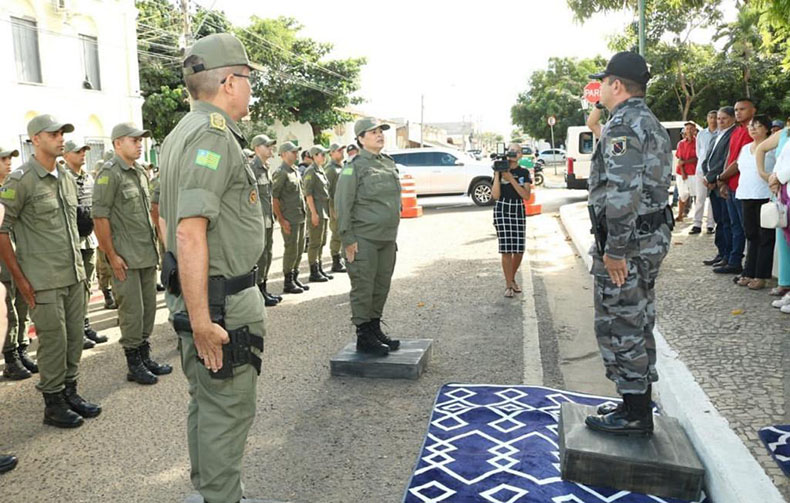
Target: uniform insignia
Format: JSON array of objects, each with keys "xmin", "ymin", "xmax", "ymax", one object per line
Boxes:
[
  {"xmin": 611, "ymin": 137, "xmax": 628, "ymax": 156},
  {"xmin": 249, "ymin": 189, "xmax": 258, "ymax": 204},
  {"xmin": 341, "ymin": 168, "xmax": 353, "ymax": 176},
  {"xmin": 0, "ymin": 188, "xmax": 15, "ymax": 200},
  {"xmin": 195, "ymin": 149, "xmax": 221, "ymax": 170},
  {"xmin": 304, "ymin": 174, "xmax": 313, "ymax": 181},
  {"xmin": 209, "ymin": 113, "xmax": 226, "ymax": 131},
  {"xmin": 97, "ymin": 176, "xmax": 110, "ymax": 185}
]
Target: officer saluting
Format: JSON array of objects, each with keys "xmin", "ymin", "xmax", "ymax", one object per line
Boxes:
[
  {"xmin": 159, "ymin": 33, "xmax": 267, "ymax": 503},
  {"xmin": 585, "ymin": 52, "xmax": 673, "ymax": 436}
]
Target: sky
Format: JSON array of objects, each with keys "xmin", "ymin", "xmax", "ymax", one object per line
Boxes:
[{"xmin": 209, "ymin": 0, "xmax": 716, "ymax": 137}]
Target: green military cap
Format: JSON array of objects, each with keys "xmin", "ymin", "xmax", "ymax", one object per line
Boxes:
[
  {"xmin": 354, "ymin": 117, "xmax": 390, "ymax": 137},
  {"xmin": 329, "ymin": 143, "xmax": 345, "ymax": 152},
  {"xmin": 103, "ymin": 150, "xmax": 114, "ymax": 161},
  {"xmin": 64, "ymin": 140, "xmax": 90, "ymax": 153},
  {"xmin": 183, "ymin": 32, "xmax": 263, "ymax": 76},
  {"xmin": 27, "ymin": 114, "xmax": 75, "ymax": 138},
  {"xmin": 278, "ymin": 141, "xmax": 299, "ymax": 154},
  {"xmin": 111, "ymin": 122, "xmax": 151, "ymax": 141},
  {"xmin": 251, "ymin": 134, "xmax": 276, "ymax": 148},
  {"xmin": 0, "ymin": 147, "xmax": 19, "ymax": 158},
  {"xmin": 309, "ymin": 145, "xmax": 328, "ymax": 156}
]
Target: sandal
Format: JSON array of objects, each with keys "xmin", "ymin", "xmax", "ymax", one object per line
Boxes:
[
  {"xmin": 504, "ymin": 288, "xmax": 514, "ymax": 298},
  {"xmin": 770, "ymin": 286, "xmax": 790, "ymax": 296},
  {"xmin": 748, "ymin": 279, "xmax": 766, "ymax": 290},
  {"xmin": 511, "ymin": 281, "xmax": 522, "ymax": 293},
  {"xmin": 737, "ymin": 276, "xmax": 753, "ymax": 287}
]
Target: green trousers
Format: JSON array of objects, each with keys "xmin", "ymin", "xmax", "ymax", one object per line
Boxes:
[
  {"xmin": 30, "ymin": 282, "xmax": 85, "ymax": 393},
  {"xmin": 96, "ymin": 249, "xmax": 112, "ymax": 290},
  {"xmin": 81, "ymin": 248, "xmax": 95, "ymax": 320},
  {"xmin": 113, "ymin": 266, "xmax": 157, "ymax": 350},
  {"xmin": 256, "ymin": 226, "xmax": 273, "ymax": 283},
  {"xmin": 345, "ymin": 238, "xmax": 397, "ymax": 326},
  {"xmin": 307, "ymin": 217, "xmax": 328, "ymax": 264},
  {"xmin": 177, "ymin": 330, "xmax": 258, "ymax": 503},
  {"xmin": 329, "ymin": 213, "xmax": 341, "ymax": 256},
  {"xmin": 1, "ymin": 280, "xmax": 28, "ymax": 352},
  {"xmin": 281, "ymin": 221, "xmax": 305, "ymax": 275}
]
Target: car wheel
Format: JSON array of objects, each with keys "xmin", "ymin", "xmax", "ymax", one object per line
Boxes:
[{"xmin": 471, "ymin": 179, "xmax": 494, "ymax": 206}]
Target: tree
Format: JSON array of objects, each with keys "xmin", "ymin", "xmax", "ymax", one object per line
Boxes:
[{"xmin": 751, "ymin": 0, "xmax": 790, "ymax": 69}]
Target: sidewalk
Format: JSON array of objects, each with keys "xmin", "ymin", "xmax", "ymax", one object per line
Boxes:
[{"xmin": 560, "ymin": 201, "xmax": 787, "ymax": 503}]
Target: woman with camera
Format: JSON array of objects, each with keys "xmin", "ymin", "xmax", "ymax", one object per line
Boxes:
[{"xmin": 492, "ymin": 143, "xmax": 532, "ymax": 298}]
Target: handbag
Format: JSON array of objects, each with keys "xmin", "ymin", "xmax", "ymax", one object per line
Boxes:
[{"xmin": 760, "ymin": 199, "xmax": 788, "ymax": 229}]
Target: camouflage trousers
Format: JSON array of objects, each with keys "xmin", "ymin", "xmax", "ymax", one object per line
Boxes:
[{"xmin": 591, "ymin": 243, "xmax": 667, "ymax": 395}]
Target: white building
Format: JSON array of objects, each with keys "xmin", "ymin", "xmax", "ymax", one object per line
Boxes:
[{"xmin": 0, "ymin": 0, "xmax": 143, "ymax": 170}]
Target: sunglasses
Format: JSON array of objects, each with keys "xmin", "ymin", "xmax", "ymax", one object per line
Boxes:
[{"xmin": 220, "ymin": 73, "xmax": 251, "ymax": 84}]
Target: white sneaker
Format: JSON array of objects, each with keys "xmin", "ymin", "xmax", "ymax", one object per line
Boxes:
[
  {"xmin": 781, "ymin": 303, "xmax": 790, "ymax": 314},
  {"xmin": 772, "ymin": 293, "xmax": 790, "ymax": 308}
]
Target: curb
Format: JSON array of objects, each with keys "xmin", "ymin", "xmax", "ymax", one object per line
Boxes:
[
  {"xmin": 520, "ymin": 254, "xmax": 543, "ymax": 385},
  {"xmin": 559, "ymin": 201, "xmax": 785, "ymax": 503}
]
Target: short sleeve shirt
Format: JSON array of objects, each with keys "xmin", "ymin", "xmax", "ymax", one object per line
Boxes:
[
  {"xmin": 271, "ymin": 162, "xmax": 306, "ymax": 224},
  {"xmin": 302, "ymin": 163, "xmax": 330, "ymax": 219}
]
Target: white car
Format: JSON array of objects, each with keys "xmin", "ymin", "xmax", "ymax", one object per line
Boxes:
[
  {"xmin": 388, "ymin": 147, "xmax": 495, "ymax": 206},
  {"xmin": 537, "ymin": 148, "xmax": 566, "ymax": 164}
]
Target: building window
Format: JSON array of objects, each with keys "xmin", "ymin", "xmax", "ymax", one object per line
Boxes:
[
  {"xmin": 85, "ymin": 138, "xmax": 108, "ymax": 171},
  {"xmin": 80, "ymin": 35, "xmax": 101, "ymax": 90},
  {"xmin": 18, "ymin": 137, "xmax": 33, "ymax": 163},
  {"xmin": 11, "ymin": 17, "xmax": 42, "ymax": 83}
]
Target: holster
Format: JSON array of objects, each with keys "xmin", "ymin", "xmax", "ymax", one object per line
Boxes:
[
  {"xmin": 161, "ymin": 251, "xmax": 180, "ymax": 295},
  {"xmin": 636, "ymin": 206, "xmax": 675, "ymax": 233},
  {"xmin": 588, "ymin": 205, "xmax": 607, "ymax": 256}
]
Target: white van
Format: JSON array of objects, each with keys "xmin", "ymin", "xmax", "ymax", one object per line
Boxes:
[{"xmin": 564, "ymin": 121, "xmax": 695, "ymax": 190}]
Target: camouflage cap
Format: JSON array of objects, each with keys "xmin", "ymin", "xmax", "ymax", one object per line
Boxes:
[
  {"xmin": 251, "ymin": 134, "xmax": 276, "ymax": 148},
  {"xmin": 278, "ymin": 141, "xmax": 299, "ymax": 154},
  {"xmin": 27, "ymin": 114, "xmax": 75, "ymax": 138},
  {"xmin": 183, "ymin": 33, "xmax": 263, "ymax": 76},
  {"xmin": 329, "ymin": 143, "xmax": 345, "ymax": 152},
  {"xmin": 64, "ymin": 140, "xmax": 90, "ymax": 153},
  {"xmin": 0, "ymin": 147, "xmax": 19, "ymax": 158},
  {"xmin": 354, "ymin": 117, "xmax": 390, "ymax": 137},
  {"xmin": 111, "ymin": 122, "xmax": 151, "ymax": 141},
  {"xmin": 309, "ymin": 145, "xmax": 328, "ymax": 156}
]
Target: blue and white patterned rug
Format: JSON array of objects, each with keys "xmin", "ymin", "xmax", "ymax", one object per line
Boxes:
[
  {"xmin": 759, "ymin": 425, "xmax": 790, "ymax": 477},
  {"xmin": 403, "ymin": 384, "xmax": 708, "ymax": 503}
]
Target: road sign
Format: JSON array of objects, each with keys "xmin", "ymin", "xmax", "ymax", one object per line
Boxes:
[
  {"xmin": 547, "ymin": 116, "xmax": 556, "ymax": 127},
  {"xmin": 584, "ymin": 82, "xmax": 602, "ymax": 104}
]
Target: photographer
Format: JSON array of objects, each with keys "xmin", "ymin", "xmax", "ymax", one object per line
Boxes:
[{"xmin": 492, "ymin": 143, "xmax": 532, "ymax": 298}]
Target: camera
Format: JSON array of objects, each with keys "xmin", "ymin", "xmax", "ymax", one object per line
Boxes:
[{"xmin": 490, "ymin": 142, "xmax": 517, "ymax": 172}]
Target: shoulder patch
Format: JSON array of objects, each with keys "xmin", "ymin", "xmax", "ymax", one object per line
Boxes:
[
  {"xmin": 9, "ymin": 169, "xmax": 24, "ymax": 180},
  {"xmin": 341, "ymin": 167, "xmax": 354, "ymax": 176},
  {"xmin": 610, "ymin": 136, "xmax": 628, "ymax": 156},
  {"xmin": 304, "ymin": 174, "xmax": 313, "ymax": 182},
  {"xmin": 0, "ymin": 187, "xmax": 16, "ymax": 200},
  {"xmin": 195, "ymin": 149, "xmax": 221, "ymax": 170},
  {"xmin": 209, "ymin": 113, "xmax": 226, "ymax": 131},
  {"xmin": 96, "ymin": 175, "xmax": 110, "ymax": 185}
]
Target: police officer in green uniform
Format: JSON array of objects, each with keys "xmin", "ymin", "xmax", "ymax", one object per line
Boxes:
[
  {"xmin": 272, "ymin": 141, "xmax": 310, "ymax": 294},
  {"xmin": 334, "ymin": 118, "xmax": 402, "ymax": 355},
  {"xmin": 63, "ymin": 140, "xmax": 108, "ymax": 348},
  {"xmin": 304, "ymin": 145, "xmax": 333, "ymax": 282},
  {"xmin": 250, "ymin": 134, "xmax": 281, "ymax": 306},
  {"xmin": 95, "ymin": 151, "xmax": 118, "ymax": 310},
  {"xmin": 159, "ymin": 33, "xmax": 267, "ymax": 503},
  {"xmin": 0, "ymin": 114, "xmax": 100, "ymax": 428},
  {"xmin": 325, "ymin": 143, "xmax": 347, "ymax": 273},
  {"xmin": 93, "ymin": 123, "xmax": 172, "ymax": 385}
]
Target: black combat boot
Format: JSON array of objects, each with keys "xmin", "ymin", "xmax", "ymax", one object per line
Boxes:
[
  {"xmin": 17, "ymin": 344, "xmax": 38, "ymax": 373},
  {"xmin": 318, "ymin": 260, "xmax": 333, "ymax": 280},
  {"xmin": 102, "ymin": 288, "xmax": 117, "ymax": 309},
  {"xmin": 266, "ymin": 281, "xmax": 283, "ymax": 302},
  {"xmin": 84, "ymin": 318, "xmax": 108, "ymax": 344},
  {"xmin": 124, "ymin": 347, "xmax": 158, "ymax": 385},
  {"xmin": 356, "ymin": 322, "xmax": 389, "ymax": 356},
  {"xmin": 0, "ymin": 454, "xmax": 17, "ymax": 474},
  {"xmin": 309, "ymin": 263, "xmax": 328, "ymax": 282},
  {"xmin": 43, "ymin": 391, "xmax": 84, "ymax": 428},
  {"xmin": 259, "ymin": 283, "xmax": 279, "ymax": 306},
  {"xmin": 3, "ymin": 350, "xmax": 32, "ymax": 380},
  {"xmin": 139, "ymin": 341, "xmax": 173, "ymax": 376},
  {"xmin": 585, "ymin": 388, "xmax": 654, "ymax": 436},
  {"xmin": 597, "ymin": 384, "xmax": 651, "ymax": 415},
  {"xmin": 292, "ymin": 269, "xmax": 310, "ymax": 291},
  {"xmin": 370, "ymin": 318, "xmax": 400, "ymax": 351},
  {"xmin": 83, "ymin": 335, "xmax": 96, "ymax": 350},
  {"xmin": 331, "ymin": 254, "xmax": 347, "ymax": 273},
  {"xmin": 282, "ymin": 272, "xmax": 303, "ymax": 294},
  {"xmin": 63, "ymin": 380, "xmax": 101, "ymax": 418}
]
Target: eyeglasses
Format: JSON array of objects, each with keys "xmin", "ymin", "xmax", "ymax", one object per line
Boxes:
[{"xmin": 220, "ymin": 73, "xmax": 251, "ymax": 84}]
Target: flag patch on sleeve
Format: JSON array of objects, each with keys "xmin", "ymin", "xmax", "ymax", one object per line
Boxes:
[{"xmin": 195, "ymin": 149, "xmax": 221, "ymax": 170}]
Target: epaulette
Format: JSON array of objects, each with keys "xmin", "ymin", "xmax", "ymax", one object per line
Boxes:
[
  {"xmin": 8, "ymin": 168, "xmax": 25, "ymax": 180},
  {"xmin": 209, "ymin": 112, "xmax": 226, "ymax": 132}
]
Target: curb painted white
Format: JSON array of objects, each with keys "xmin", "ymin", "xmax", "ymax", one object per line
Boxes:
[
  {"xmin": 521, "ymin": 256, "xmax": 544, "ymax": 386},
  {"xmin": 559, "ymin": 201, "xmax": 785, "ymax": 503}
]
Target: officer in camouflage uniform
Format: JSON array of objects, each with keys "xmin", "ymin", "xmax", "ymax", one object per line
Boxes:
[
  {"xmin": 584, "ymin": 52, "xmax": 673, "ymax": 436},
  {"xmin": 249, "ymin": 133, "xmax": 281, "ymax": 306},
  {"xmin": 325, "ymin": 143, "xmax": 347, "ymax": 273},
  {"xmin": 0, "ymin": 115, "xmax": 100, "ymax": 429},
  {"xmin": 335, "ymin": 118, "xmax": 402, "ymax": 355},
  {"xmin": 304, "ymin": 145, "xmax": 333, "ymax": 282},
  {"xmin": 159, "ymin": 33, "xmax": 267, "ymax": 503},
  {"xmin": 93, "ymin": 123, "xmax": 172, "ymax": 385},
  {"xmin": 272, "ymin": 141, "xmax": 310, "ymax": 294}
]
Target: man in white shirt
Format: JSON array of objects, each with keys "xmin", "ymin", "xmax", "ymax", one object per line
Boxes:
[{"xmin": 690, "ymin": 110, "xmax": 718, "ymax": 234}]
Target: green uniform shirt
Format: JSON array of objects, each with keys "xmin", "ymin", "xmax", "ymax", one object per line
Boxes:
[
  {"xmin": 250, "ymin": 156, "xmax": 274, "ymax": 228},
  {"xmin": 150, "ymin": 174, "xmax": 160, "ymax": 204},
  {"xmin": 92, "ymin": 155, "xmax": 159, "ymax": 269},
  {"xmin": 302, "ymin": 163, "xmax": 330, "ymax": 219},
  {"xmin": 0, "ymin": 179, "xmax": 12, "ymax": 283},
  {"xmin": 271, "ymin": 162, "xmax": 305, "ymax": 224},
  {"xmin": 334, "ymin": 149, "xmax": 401, "ymax": 247},
  {"xmin": 159, "ymin": 100, "xmax": 265, "ymax": 321},
  {"xmin": 325, "ymin": 160, "xmax": 342, "ymax": 200},
  {"xmin": 0, "ymin": 157, "xmax": 85, "ymax": 290}
]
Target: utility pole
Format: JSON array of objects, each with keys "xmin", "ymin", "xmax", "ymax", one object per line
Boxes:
[
  {"xmin": 180, "ymin": 0, "xmax": 193, "ymax": 50},
  {"xmin": 420, "ymin": 94, "xmax": 424, "ymax": 148},
  {"xmin": 638, "ymin": 0, "xmax": 646, "ymax": 56}
]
